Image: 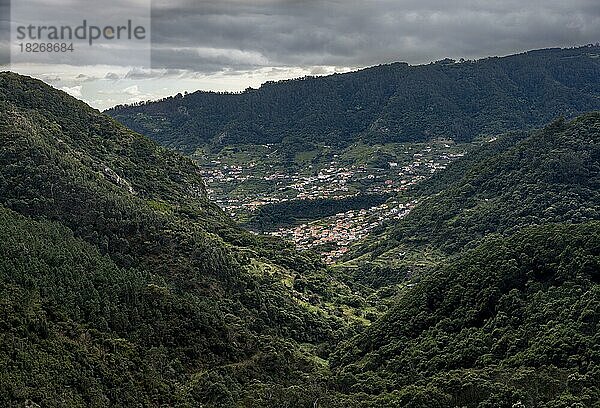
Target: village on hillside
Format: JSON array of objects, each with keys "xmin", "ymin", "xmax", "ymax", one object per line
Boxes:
[{"xmin": 195, "ymin": 141, "xmax": 465, "ymax": 262}]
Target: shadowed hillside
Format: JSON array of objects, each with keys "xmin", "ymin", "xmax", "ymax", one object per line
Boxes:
[{"xmin": 0, "ymin": 72, "xmax": 360, "ymax": 407}]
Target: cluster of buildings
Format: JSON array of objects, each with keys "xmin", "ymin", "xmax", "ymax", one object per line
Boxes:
[
  {"xmin": 196, "ymin": 143, "xmax": 466, "ymax": 262},
  {"xmin": 200, "ymin": 152, "xmax": 462, "ymax": 217},
  {"xmin": 268, "ymin": 200, "xmax": 418, "ymax": 263}
]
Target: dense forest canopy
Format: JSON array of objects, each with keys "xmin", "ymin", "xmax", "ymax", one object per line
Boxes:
[
  {"xmin": 0, "ymin": 72, "xmax": 362, "ymax": 406},
  {"xmin": 244, "ymin": 194, "xmax": 391, "ymax": 231},
  {"xmin": 107, "ymin": 45, "xmax": 600, "ymax": 153},
  {"xmin": 332, "ymin": 222, "xmax": 600, "ymax": 407},
  {"xmin": 2, "ymin": 67, "xmax": 600, "ymax": 406},
  {"xmin": 328, "ymin": 113, "xmax": 600, "ymax": 406}
]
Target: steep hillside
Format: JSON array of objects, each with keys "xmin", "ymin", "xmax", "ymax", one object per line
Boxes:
[
  {"xmin": 329, "ymin": 222, "xmax": 600, "ymax": 407},
  {"xmin": 107, "ymin": 45, "xmax": 600, "ymax": 153},
  {"xmin": 3, "ymin": 72, "xmax": 600, "ymax": 408},
  {"xmin": 0, "ymin": 72, "xmax": 359, "ymax": 406},
  {"xmin": 321, "ymin": 111, "xmax": 600, "ymax": 406},
  {"xmin": 236, "ymin": 112, "xmax": 600, "ymax": 407},
  {"xmin": 344, "ymin": 112, "xmax": 600, "ymax": 285}
]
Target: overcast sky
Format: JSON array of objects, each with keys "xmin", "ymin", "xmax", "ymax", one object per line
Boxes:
[{"xmin": 4, "ymin": 0, "xmax": 600, "ymax": 109}]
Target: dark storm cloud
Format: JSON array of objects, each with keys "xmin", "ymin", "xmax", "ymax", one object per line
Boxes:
[{"xmin": 149, "ymin": 0, "xmax": 600, "ymax": 72}]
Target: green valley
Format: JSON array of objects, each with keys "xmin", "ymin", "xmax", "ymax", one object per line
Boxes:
[
  {"xmin": 2, "ymin": 44, "xmax": 600, "ymax": 407},
  {"xmin": 194, "ymin": 139, "xmax": 465, "ymax": 262},
  {"xmin": 107, "ymin": 45, "xmax": 600, "ymax": 264}
]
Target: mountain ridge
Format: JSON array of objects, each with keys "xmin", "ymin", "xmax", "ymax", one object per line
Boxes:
[
  {"xmin": 107, "ymin": 45, "xmax": 600, "ymax": 153},
  {"xmin": 0, "ymin": 72, "xmax": 363, "ymax": 407}
]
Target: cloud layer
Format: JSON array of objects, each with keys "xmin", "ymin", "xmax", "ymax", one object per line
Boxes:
[
  {"xmin": 5, "ymin": 0, "xmax": 600, "ymax": 109},
  {"xmin": 150, "ymin": 0, "xmax": 600, "ymax": 71}
]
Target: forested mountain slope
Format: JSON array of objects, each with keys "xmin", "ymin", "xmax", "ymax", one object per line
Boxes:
[
  {"xmin": 330, "ymin": 222, "xmax": 600, "ymax": 407},
  {"xmin": 0, "ymin": 72, "xmax": 357, "ymax": 406},
  {"xmin": 346, "ymin": 112, "xmax": 600, "ymax": 279},
  {"xmin": 107, "ymin": 45, "xmax": 600, "ymax": 153},
  {"xmin": 3, "ymin": 73, "xmax": 600, "ymax": 408},
  {"xmin": 318, "ymin": 111, "xmax": 600, "ymax": 406}
]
